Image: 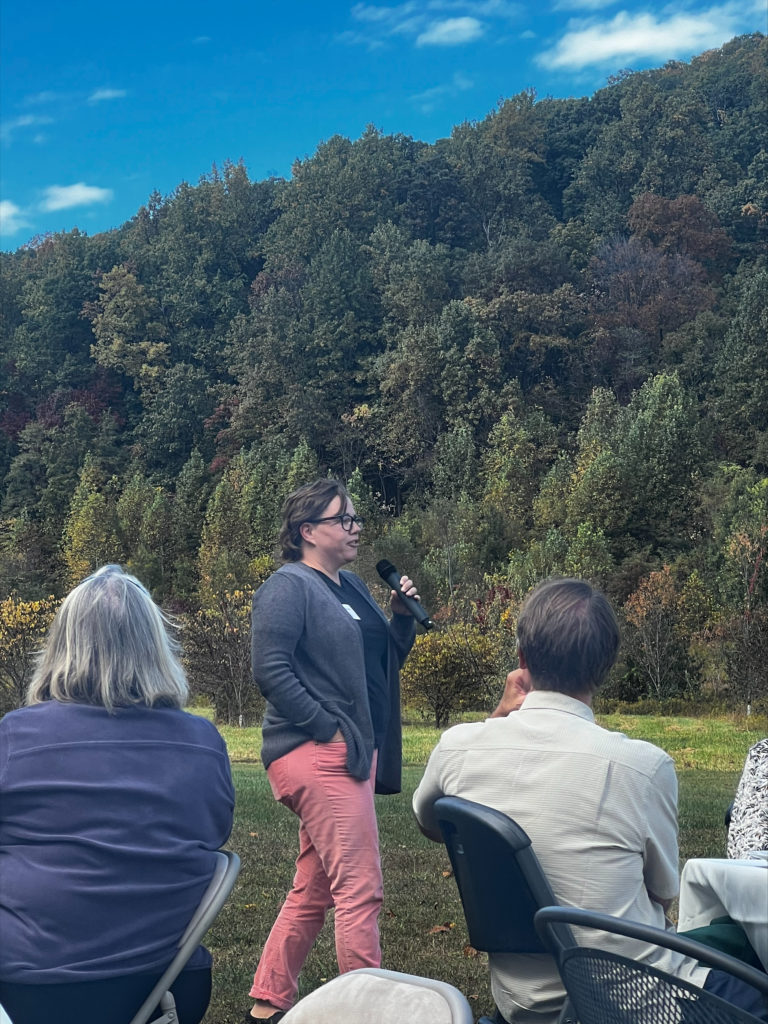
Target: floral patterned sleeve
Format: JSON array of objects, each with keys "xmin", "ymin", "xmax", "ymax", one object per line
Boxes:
[{"xmin": 727, "ymin": 738, "xmax": 768, "ymax": 859}]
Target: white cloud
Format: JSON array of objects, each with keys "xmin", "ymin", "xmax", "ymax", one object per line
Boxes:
[
  {"xmin": 40, "ymin": 183, "xmax": 114, "ymax": 212},
  {"xmin": 428, "ymin": 0, "xmax": 521, "ymax": 13},
  {"xmin": 352, "ymin": 1, "xmax": 409, "ymax": 22},
  {"xmin": 88, "ymin": 88, "xmax": 127, "ymax": 103},
  {"xmin": 417, "ymin": 16, "xmax": 484, "ymax": 44},
  {"xmin": 23, "ymin": 91, "xmax": 60, "ymax": 106},
  {"xmin": 412, "ymin": 71, "xmax": 474, "ymax": 111},
  {"xmin": 537, "ymin": 4, "xmax": 752, "ymax": 70},
  {"xmin": 345, "ymin": 1, "xmax": 519, "ymax": 48},
  {"xmin": 553, "ymin": 0, "xmax": 618, "ymax": 10},
  {"xmin": 0, "ymin": 114, "xmax": 53, "ymax": 143},
  {"xmin": 0, "ymin": 200, "xmax": 32, "ymax": 236}
]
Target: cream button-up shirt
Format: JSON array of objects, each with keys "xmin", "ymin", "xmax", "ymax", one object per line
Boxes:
[{"xmin": 413, "ymin": 690, "xmax": 710, "ymax": 1023}]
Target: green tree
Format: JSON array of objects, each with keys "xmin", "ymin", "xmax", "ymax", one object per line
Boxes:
[
  {"xmin": 624, "ymin": 566, "xmax": 690, "ymax": 698},
  {"xmin": 183, "ymin": 590, "xmax": 264, "ymax": 726},
  {"xmin": 401, "ymin": 624, "xmax": 500, "ymax": 726},
  {"xmin": 171, "ymin": 449, "xmax": 215, "ymax": 600},
  {"xmin": 712, "ymin": 268, "xmax": 768, "ymax": 468},
  {"xmin": 197, "ymin": 453, "xmax": 277, "ymax": 603},
  {"xmin": 117, "ymin": 472, "xmax": 174, "ymax": 596},
  {"xmin": 87, "ymin": 264, "xmax": 169, "ymax": 390},
  {"xmin": 0, "ymin": 594, "xmax": 58, "ymax": 712},
  {"xmin": 61, "ymin": 456, "xmax": 121, "ymax": 586}
]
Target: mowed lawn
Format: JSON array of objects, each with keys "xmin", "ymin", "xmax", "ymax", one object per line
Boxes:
[{"xmin": 202, "ymin": 714, "xmax": 765, "ymax": 1023}]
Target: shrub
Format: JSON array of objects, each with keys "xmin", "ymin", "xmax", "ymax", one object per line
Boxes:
[{"xmin": 401, "ymin": 623, "xmax": 501, "ymax": 727}]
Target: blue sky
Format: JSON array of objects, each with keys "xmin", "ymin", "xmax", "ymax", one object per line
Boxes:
[{"xmin": 1, "ymin": 0, "xmax": 764, "ymax": 250}]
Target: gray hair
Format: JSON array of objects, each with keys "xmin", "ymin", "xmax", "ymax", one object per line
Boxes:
[
  {"xmin": 278, "ymin": 478, "xmax": 350, "ymax": 562},
  {"xmin": 516, "ymin": 577, "xmax": 619, "ymax": 695},
  {"xmin": 27, "ymin": 564, "xmax": 189, "ymax": 711}
]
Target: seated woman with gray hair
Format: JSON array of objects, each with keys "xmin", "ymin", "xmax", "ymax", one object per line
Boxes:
[{"xmin": 0, "ymin": 565, "xmax": 235, "ymax": 1024}]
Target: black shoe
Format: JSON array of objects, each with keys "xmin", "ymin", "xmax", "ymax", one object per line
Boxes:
[{"xmin": 241, "ymin": 1010, "xmax": 286, "ymax": 1024}]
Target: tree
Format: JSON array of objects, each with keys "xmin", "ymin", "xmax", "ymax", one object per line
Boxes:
[
  {"xmin": 116, "ymin": 472, "xmax": 174, "ymax": 596},
  {"xmin": 0, "ymin": 594, "xmax": 58, "ymax": 712},
  {"xmin": 712, "ymin": 268, "xmax": 768, "ymax": 468},
  {"xmin": 136, "ymin": 363, "xmax": 218, "ymax": 479},
  {"xmin": 401, "ymin": 624, "xmax": 500, "ymax": 726},
  {"xmin": 716, "ymin": 519, "xmax": 768, "ymax": 711},
  {"xmin": 627, "ymin": 194, "xmax": 733, "ymax": 276},
  {"xmin": 86, "ymin": 264, "xmax": 169, "ymax": 390},
  {"xmin": 170, "ymin": 449, "xmax": 214, "ymax": 600},
  {"xmin": 197, "ymin": 452, "xmax": 278, "ymax": 604},
  {"xmin": 183, "ymin": 590, "xmax": 263, "ymax": 726},
  {"xmin": 61, "ymin": 456, "xmax": 121, "ymax": 586},
  {"xmin": 624, "ymin": 566, "xmax": 689, "ymax": 698}
]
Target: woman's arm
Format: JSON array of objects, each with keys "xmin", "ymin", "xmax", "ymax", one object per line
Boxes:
[{"xmin": 251, "ymin": 574, "xmax": 339, "ymax": 741}]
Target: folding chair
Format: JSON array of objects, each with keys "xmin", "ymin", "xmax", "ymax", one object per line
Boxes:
[
  {"xmin": 434, "ymin": 795, "xmax": 577, "ymax": 1024},
  {"xmin": 129, "ymin": 850, "xmax": 241, "ymax": 1024},
  {"xmin": 280, "ymin": 967, "xmax": 474, "ymax": 1023},
  {"xmin": 535, "ymin": 905, "xmax": 768, "ymax": 1024}
]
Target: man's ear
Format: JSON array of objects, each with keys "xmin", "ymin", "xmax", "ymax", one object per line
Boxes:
[
  {"xmin": 518, "ymin": 648, "xmax": 528, "ymax": 670},
  {"xmin": 299, "ymin": 522, "xmax": 315, "ymax": 546}
]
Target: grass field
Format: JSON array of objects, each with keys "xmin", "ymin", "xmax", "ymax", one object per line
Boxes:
[{"xmin": 202, "ymin": 714, "xmax": 765, "ymax": 1023}]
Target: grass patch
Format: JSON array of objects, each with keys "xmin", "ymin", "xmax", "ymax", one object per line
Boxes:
[
  {"xmin": 199, "ymin": 713, "xmax": 757, "ymax": 1023},
  {"xmin": 203, "ymin": 710, "xmax": 764, "ymax": 773}
]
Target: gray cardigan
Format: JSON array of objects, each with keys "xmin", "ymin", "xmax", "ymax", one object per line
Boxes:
[{"xmin": 251, "ymin": 562, "xmax": 416, "ymax": 794}]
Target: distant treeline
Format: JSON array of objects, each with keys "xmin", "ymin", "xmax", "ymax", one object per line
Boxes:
[{"xmin": 0, "ymin": 33, "xmax": 766, "ymax": 713}]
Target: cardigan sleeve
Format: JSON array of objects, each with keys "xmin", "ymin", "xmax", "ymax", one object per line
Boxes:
[{"xmin": 251, "ymin": 572, "xmax": 339, "ymax": 742}]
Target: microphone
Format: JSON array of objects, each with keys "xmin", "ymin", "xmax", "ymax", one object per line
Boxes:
[{"xmin": 376, "ymin": 560, "xmax": 434, "ymax": 630}]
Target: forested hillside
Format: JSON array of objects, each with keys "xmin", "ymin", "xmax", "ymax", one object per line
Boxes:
[{"xmin": 1, "ymin": 34, "xmax": 766, "ymax": 716}]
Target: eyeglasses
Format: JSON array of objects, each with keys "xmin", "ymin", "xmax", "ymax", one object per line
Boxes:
[{"xmin": 305, "ymin": 514, "xmax": 364, "ymax": 532}]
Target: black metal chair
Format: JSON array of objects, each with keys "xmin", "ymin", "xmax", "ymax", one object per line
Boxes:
[
  {"xmin": 128, "ymin": 849, "xmax": 241, "ymax": 1024},
  {"xmin": 434, "ymin": 796, "xmax": 577, "ymax": 1024},
  {"xmin": 534, "ymin": 905, "xmax": 768, "ymax": 1024}
]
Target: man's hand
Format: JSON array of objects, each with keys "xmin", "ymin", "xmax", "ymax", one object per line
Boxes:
[{"xmin": 490, "ymin": 668, "xmax": 532, "ymax": 717}]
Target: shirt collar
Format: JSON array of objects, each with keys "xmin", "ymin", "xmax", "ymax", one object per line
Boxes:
[{"xmin": 518, "ymin": 688, "xmax": 596, "ymax": 723}]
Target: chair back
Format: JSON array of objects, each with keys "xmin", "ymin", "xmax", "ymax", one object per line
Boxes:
[
  {"xmin": 280, "ymin": 968, "xmax": 474, "ymax": 1024},
  {"xmin": 434, "ymin": 795, "xmax": 572, "ymax": 954},
  {"xmin": 535, "ymin": 906, "xmax": 768, "ymax": 1024},
  {"xmin": 129, "ymin": 849, "xmax": 241, "ymax": 1024}
]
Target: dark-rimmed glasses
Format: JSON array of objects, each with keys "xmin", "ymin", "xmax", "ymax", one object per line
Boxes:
[{"xmin": 305, "ymin": 514, "xmax": 364, "ymax": 532}]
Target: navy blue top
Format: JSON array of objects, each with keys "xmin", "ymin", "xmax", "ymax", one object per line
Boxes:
[{"xmin": 0, "ymin": 700, "xmax": 234, "ymax": 984}]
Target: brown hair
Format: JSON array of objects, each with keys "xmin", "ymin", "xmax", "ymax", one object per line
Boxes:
[
  {"xmin": 278, "ymin": 478, "xmax": 350, "ymax": 562},
  {"xmin": 516, "ymin": 577, "xmax": 619, "ymax": 695}
]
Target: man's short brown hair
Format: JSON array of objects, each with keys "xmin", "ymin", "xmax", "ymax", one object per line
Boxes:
[{"xmin": 516, "ymin": 577, "xmax": 619, "ymax": 695}]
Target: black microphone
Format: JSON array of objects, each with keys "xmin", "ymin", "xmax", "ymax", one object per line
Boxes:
[{"xmin": 376, "ymin": 560, "xmax": 434, "ymax": 630}]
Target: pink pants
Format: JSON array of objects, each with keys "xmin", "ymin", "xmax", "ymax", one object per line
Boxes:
[{"xmin": 249, "ymin": 741, "xmax": 382, "ymax": 1010}]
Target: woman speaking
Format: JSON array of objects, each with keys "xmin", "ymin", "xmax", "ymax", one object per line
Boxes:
[{"xmin": 245, "ymin": 478, "xmax": 419, "ymax": 1023}]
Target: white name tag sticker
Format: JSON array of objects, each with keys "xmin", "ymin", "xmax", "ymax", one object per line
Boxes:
[{"xmin": 342, "ymin": 604, "xmax": 361, "ymax": 620}]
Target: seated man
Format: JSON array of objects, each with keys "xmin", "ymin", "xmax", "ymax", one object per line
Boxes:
[{"xmin": 413, "ymin": 577, "xmax": 767, "ymax": 1024}]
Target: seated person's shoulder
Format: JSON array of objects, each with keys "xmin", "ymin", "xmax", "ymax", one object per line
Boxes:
[
  {"xmin": 598, "ymin": 724, "xmax": 675, "ymax": 774},
  {"xmin": 435, "ymin": 719, "xmax": 488, "ymax": 749},
  {"xmin": 746, "ymin": 738, "xmax": 768, "ymax": 770}
]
